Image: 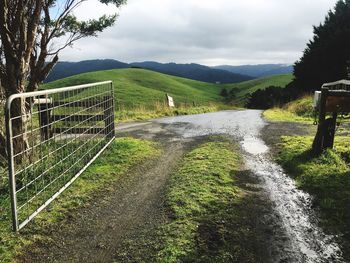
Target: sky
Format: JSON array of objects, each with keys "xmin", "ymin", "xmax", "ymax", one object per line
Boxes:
[{"xmin": 58, "ymin": 0, "xmax": 339, "ymax": 66}]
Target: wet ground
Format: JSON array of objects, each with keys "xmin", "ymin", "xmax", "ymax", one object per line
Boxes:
[
  {"xmin": 118, "ymin": 110, "xmax": 345, "ymax": 262},
  {"xmin": 21, "ymin": 110, "xmax": 346, "ymax": 262}
]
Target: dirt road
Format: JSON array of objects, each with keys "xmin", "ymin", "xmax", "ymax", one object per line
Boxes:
[{"xmin": 21, "ymin": 110, "xmax": 345, "ymax": 262}]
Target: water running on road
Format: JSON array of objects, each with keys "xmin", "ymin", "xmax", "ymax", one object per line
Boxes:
[{"xmin": 156, "ymin": 110, "xmax": 344, "ymax": 263}]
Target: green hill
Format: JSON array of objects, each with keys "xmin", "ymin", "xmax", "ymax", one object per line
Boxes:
[
  {"xmin": 44, "ymin": 68, "xmax": 224, "ymax": 109},
  {"xmin": 224, "ymin": 73, "xmax": 293, "ymax": 103},
  {"xmin": 44, "ymin": 69, "xmax": 293, "ymax": 121}
]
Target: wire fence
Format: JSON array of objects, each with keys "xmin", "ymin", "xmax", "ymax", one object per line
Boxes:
[{"xmin": 4, "ymin": 81, "xmax": 115, "ymax": 231}]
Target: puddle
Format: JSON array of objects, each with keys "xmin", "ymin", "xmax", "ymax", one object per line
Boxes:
[
  {"xmin": 157, "ymin": 110, "xmax": 344, "ymax": 262},
  {"xmin": 242, "ymin": 135, "xmax": 269, "ymax": 154}
]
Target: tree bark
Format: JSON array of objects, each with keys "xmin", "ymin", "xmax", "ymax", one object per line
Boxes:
[
  {"xmin": 9, "ymin": 95, "xmax": 31, "ymax": 162},
  {"xmin": 0, "ymin": 131, "xmax": 6, "ymax": 162}
]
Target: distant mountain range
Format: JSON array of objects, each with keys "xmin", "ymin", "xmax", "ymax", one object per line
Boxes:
[
  {"xmin": 130, "ymin": 61, "xmax": 253, "ymax": 84},
  {"xmin": 212, "ymin": 64, "xmax": 293, "ymax": 78},
  {"xmin": 46, "ymin": 59, "xmax": 293, "ymax": 83},
  {"xmin": 46, "ymin": 59, "xmax": 252, "ymax": 84}
]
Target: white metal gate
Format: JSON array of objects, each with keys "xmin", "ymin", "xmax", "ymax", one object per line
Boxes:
[{"xmin": 5, "ymin": 81, "xmax": 115, "ymax": 231}]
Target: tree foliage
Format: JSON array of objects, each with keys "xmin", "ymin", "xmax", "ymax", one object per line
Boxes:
[
  {"xmin": 248, "ymin": 0, "xmax": 350, "ymax": 110},
  {"xmin": 220, "ymin": 88, "xmax": 228, "ymax": 97},
  {"xmin": 220, "ymin": 87, "xmax": 236, "ymax": 104},
  {"xmin": 0, "ymin": 0, "xmax": 126, "ymax": 96},
  {"xmin": 293, "ymin": 0, "xmax": 350, "ymax": 92},
  {"xmin": 0, "ymin": 0, "xmax": 126, "ymax": 160},
  {"xmin": 246, "ymin": 86, "xmax": 287, "ymax": 109}
]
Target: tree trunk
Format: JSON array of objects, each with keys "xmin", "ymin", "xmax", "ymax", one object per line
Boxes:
[
  {"xmin": 0, "ymin": 131, "xmax": 6, "ymax": 162},
  {"xmin": 10, "ymin": 96, "xmax": 31, "ymax": 163}
]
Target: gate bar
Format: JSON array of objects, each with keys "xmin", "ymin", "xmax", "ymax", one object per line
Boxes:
[{"xmin": 5, "ymin": 81, "xmax": 115, "ymax": 231}]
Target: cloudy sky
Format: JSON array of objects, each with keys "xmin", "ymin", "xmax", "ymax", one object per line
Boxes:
[{"xmin": 59, "ymin": 0, "xmax": 338, "ymax": 66}]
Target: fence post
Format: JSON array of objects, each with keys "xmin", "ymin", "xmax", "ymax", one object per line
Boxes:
[
  {"xmin": 312, "ymin": 88, "xmax": 328, "ymax": 155},
  {"xmin": 104, "ymin": 82, "xmax": 115, "ymax": 138},
  {"xmin": 312, "ymin": 88, "xmax": 339, "ymax": 155},
  {"xmin": 38, "ymin": 97, "xmax": 52, "ymax": 141},
  {"xmin": 110, "ymin": 82, "xmax": 116, "ymax": 138},
  {"xmin": 328, "ymin": 112, "xmax": 338, "ymax": 149},
  {"xmin": 5, "ymin": 99, "xmax": 19, "ymax": 231}
]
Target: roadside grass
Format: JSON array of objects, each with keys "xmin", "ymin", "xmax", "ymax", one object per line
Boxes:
[
  {"xmin": 275, "ymin": 136, "xmax": 350, "ymax": 237},
  {"xmin": 263, "ymin": 108, "xmax": 313, "ymax": 123},
  {"xmin": 116, "ymin": 139, "xmax": 267, "ymax": 263},
  {"xmin": 0, "ymin": 137, "xmax": 159, "ymax": 262},
  {"xmin": 115, "ymin": 103, "xmax": 231, "ymax": 122},
  {"xmin": 264, "ymin": 95, "xmax": 314, "ymax": 123}
]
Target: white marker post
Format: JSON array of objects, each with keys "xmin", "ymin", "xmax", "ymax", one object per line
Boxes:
[{"xmin": 166, "ymin": 94, "xmax": 175, "ymax": 108}]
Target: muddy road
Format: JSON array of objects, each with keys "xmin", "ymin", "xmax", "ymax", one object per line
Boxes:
[
  {"xmin": 23, "ymin": 110, "xmax": 346, "ymax": 262},
  {"xmin": 118, "ymin": 110, "xmax": 345, "ymax": 262}
]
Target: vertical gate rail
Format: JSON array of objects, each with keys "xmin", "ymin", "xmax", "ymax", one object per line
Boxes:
[{"xmin": 5, "ymin": 81, "xmax": 115, "ymax": 231}]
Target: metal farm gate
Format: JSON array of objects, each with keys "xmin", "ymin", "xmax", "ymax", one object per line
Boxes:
[{"xmin": 5, "ymin": 81, "xmax": 115, "ymax": 231}]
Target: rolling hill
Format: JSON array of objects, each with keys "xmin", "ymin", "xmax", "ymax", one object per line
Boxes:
[
  {"xmin": 44, "ymin": 68, "xmax": 224, "ymax": 108},
  {"xmin": 44, "ymin": 69, "xmax": 293, "ymax": 109},
  {"xmin": 224, "ymin": 73, "xmax": 293, "ymax": 103}
]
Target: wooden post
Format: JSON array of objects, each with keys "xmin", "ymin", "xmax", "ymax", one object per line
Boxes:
[
  {"xmin": 312, "ymin": 88, "xmax": 340, "ymax": 155},
  {"xmin": 325, "ymin": 112, "xmax": 337, "ymax": 149},
  {"xmin": 38, "ymin": 98, "xmax": 52, "ymax": 141},
  {"xmin": 312, "ymin": 88, "xmax": 328, "ymax": 156},
  {"xmin": 165, "ymin": 93, "xmax": 169, "ymax": 105}
]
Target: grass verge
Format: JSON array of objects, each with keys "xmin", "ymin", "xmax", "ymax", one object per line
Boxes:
[
  {"xmin": 116, "ymin": 139, "xmax": 268, "ymax": 263},
  {"xmin": 275, "ymin": 136, "xmax": 350, "ymax": 241},
  {"xmin": 115, "ymin": 103, "xmax": 231, "ymax": 122},
  {"xmin": 263, "ymin": 95, "xmax": 314, "ymax": 123},
  {"xmin": 158, "ymin": 141, "xmax": 242, "ymax": 262},
  {"xmin": 0, "ymin": 137, "xmax": 159, "ymax": 262}
]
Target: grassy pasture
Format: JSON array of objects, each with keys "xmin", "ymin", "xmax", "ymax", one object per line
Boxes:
[
  {"xmin": 44, "ymin": 69, "xmax": 224, "ymax": 109},
  {"xmin": 43, "ymin": 69, "xmax": 293, "ymax": 120}
]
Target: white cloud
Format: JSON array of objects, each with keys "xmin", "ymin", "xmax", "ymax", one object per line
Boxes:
[{"xmin": 59, "ymin": 0, "xmax": 339, "ymax": 65}]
